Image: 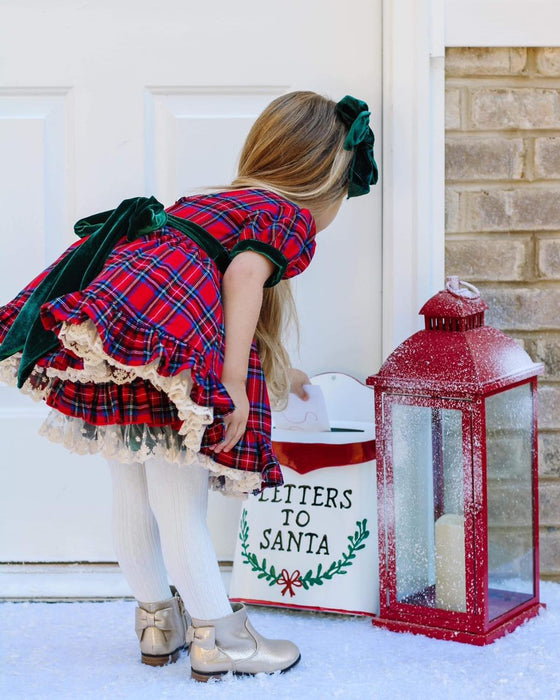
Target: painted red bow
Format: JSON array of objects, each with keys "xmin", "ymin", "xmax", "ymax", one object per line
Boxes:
[{"xmin": 277, "ymin": 569, "xmax": 303, "ymax": 597}]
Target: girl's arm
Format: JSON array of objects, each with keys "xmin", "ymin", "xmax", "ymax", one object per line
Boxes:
[{"xmin": 213, "ymin": 251, "xmax": 274, "ymax": 453}]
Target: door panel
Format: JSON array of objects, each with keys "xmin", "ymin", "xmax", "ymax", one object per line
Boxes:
[{"xmin": 0, "ymin": 0, "xmax": 382, "ymax": 561}]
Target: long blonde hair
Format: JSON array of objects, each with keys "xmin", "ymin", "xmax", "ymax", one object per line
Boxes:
[{"xmin": 231, "ymin": 92, "xmax": 352, "ymax": 407}]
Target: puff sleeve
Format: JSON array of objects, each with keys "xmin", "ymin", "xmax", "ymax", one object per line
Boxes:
[{"xmin": 229, "ymin": 207, "xmax": 316, "ymax": 287}]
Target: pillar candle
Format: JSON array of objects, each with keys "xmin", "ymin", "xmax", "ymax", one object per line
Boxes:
[{"xmin": 435, "ymin": 513, "xmax": 466, "ymax": 612}]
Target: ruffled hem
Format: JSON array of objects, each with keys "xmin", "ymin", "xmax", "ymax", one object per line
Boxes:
[
  {"xmin": 0, "ymin": 319, "xmax": 263, "ymax": 497},
  {"xmin": 55, "ymin": 319, "xmax": 213, "ymax": 441},
  {"xmin": 0, "ymin": 319, "xmax": 213, "ymax": 438},
  {"xmin": 39, "ymin": 290, "xmax": 235, "ymax": 417},
  {"xmin": 39, "ymin": 411, "xmax": 259, "ymax": 497}
]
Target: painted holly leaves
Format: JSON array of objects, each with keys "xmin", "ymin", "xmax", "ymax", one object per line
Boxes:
[{"xmin": 239, "ymin": 509, "xmax": 370, "ymax": 597}]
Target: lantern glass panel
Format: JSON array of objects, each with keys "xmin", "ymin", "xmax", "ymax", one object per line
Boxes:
[
  {"xmin": 486, "ymin": 383, "xmax": 534, "ymax": 620},
  {"xmin": 391, "ymin": 404, "xmax": 467, "ymax": 612}
]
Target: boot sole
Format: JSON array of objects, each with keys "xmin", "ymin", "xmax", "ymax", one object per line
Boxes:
[
  {"xmin": 191, "ymin": 653, "xmax": 301, "ymax": 682},
  {"xmin": 141, "ymin": 644, "xmax": 186, "ymax": 667}
]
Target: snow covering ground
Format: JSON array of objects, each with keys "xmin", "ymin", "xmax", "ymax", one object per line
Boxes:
[{"xmin": 2, "ymin": 582, "xmax": 560, "ymax": 700}]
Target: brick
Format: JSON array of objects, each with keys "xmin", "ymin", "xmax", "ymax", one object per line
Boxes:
[
  {"xmin": 540, "ymin": 526, "xmax": 560, "ymax": 574},
  {"xmin": 534, "ymin": 137, "xmax": 560, "ymax": 179},
  {"xmin": 445, "ymin": 48, "xmax": 527, "ymax": 76},
  {"xmin": 537, "ymin": 238, "xmax": 560, "ymax": 279},
  {"xmin": 464, "ymin": 191, "xmax": 508, "ymax": 231},
  {"xmin": 446, "ymin": 137, "xmax": 524, "ymax": 181},
  {"xmin": 510, "ymin": 336, "xmax": 527, "ymax": 351},
  {"xmin": 482, "ymin": 287, "xmax": 560, "ymax": 331},
  {"xmin": 535, "ymin": 48, "xmax": 560, "ymax": 77},
  {"xmin": 445, "ymin": 238, "xmax": 528, "ymax": 281},
  {"xmin": 488, "ymin": 482, "xmax": 533, "ymax": 527},
  {"xmin": 487, "ymin": 528, "xmax": 535, "ymax": 578},
  {"xmin": 487, "ymin": 433, "xmax": 533, "ymax": 479},
  {"xmin": 539, "ymin": 432, "xmax": 560, "ymax": 478},
  {"xmin": 533, "ymin": 335, "xmax": 560, "ymax": 377},
  {"xmin": 470, "ymin": 89, "xmax": 560, "ymax": 130},
  {"xmin": 465, "ymin": 189, "xmax": 560, "ymax": 231},
  {"xmin": 445, "ymin": 189, "xmax": 460, "ymax": 233},
  {"xmin": 538, "ymin": 383, "xmax": 560, "ymax": 430},
  {"xmin": 539, "ymin": 481, "xmax": 560, "ymax": 526},
  {"xmin": 445, "ymin": 88, "xmax": 461, "ymax": 130}
]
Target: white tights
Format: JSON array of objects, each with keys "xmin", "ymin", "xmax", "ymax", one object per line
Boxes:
[{"xmin": 107, "ymin": 457, "xmax": 232, "ymax": 620}]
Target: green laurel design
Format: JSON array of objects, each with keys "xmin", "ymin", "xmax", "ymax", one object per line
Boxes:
[
  {"xmin": 300, "ymin": 518, "xmax": 370, "ymax": 589},
  {"xmin": 238, "ymin": 509, "xmax": 370, "ymax": 590},
  {"xmin": 239, "ymin": 509, "xmax": 279, "ymax": 586}
]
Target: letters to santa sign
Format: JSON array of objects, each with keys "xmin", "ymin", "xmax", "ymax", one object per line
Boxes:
[{"xmin": 229, "ymin": 374, "xmax": 379, "ymax": 616}]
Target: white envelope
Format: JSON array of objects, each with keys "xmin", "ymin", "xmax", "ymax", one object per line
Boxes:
[{"xmin": 272, "ymin": 384, "xmax": 330, "ymax": 432}]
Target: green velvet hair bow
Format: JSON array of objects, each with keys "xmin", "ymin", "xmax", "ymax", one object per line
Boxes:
[{"xmin": 335, "ymin": 95, "xmax": 379, "ymax": 198}]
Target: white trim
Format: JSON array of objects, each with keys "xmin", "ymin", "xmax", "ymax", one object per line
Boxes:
[
  {"xmin": 0, "ymin": 563, "xmax": 232, "ymax": 601},
  {"xmin": 445, "ymin": 0, "xmax": 560, "ymax": 47},
  {"xmin": 382, "ymin": 0, "xmax": 446, "ymax": 358}
]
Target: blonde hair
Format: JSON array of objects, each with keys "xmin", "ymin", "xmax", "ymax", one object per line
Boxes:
[{"xmin": 231, "ymin": 92, "xmax": 352, "ymax": 407}]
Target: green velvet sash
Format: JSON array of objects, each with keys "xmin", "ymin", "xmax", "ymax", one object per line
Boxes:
[{"xmin": 0, "ymin": 196, "xmax": 232, "ymax": 388}]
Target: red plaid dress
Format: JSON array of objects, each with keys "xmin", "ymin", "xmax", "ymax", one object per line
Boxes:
[{"xmin": 0, "ymin": 189, "xmax": 316, "ymax": 495}]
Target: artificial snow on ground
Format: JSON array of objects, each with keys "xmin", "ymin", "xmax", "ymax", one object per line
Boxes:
[{"xmin": 2, "ymin": 583, "xmax": 560, "ymax": 700}]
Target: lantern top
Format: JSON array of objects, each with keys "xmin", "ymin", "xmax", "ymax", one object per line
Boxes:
[
  {"xmin": 368, "ymin": 278, "xmax": 543, "ymax": 397},
  {"xmin": 420, "ymin": 277, "xmax": 488, "ymax": 332}
]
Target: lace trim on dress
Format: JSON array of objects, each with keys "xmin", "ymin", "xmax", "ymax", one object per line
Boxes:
[
  {"xmin": 38, "ymin": 411, "xmax": 259, "ymax": 497},
  {"xmin": 0, "ymin": 353, "xmax": 49, "ymax": 402},
  {"xmin": 56, "ymin": 319, "xmax": 214, "ymax": 435},
  {"xmin": 0, "ymin": 354, "xmax": 21, "ymax": 388}
]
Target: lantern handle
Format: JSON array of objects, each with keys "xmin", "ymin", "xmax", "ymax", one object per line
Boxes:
[{"xmin": 445, "ymin": 276, "xmax": 481, "ymax": 300}]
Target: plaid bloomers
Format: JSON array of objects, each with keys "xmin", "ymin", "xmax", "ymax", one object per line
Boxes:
[{"xmin": 0, "ymin": 189, "xmax": 316, "ymax": 496}]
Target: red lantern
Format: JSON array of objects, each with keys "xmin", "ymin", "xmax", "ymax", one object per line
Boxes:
[{"xmin": 367, "ymin": 277, "xmax": 544, "ymax": 645}]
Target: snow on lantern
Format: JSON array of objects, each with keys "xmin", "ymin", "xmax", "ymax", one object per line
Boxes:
[{"xmin": 366, "ymin": 277, "xmax": 544, "ymax": 645}]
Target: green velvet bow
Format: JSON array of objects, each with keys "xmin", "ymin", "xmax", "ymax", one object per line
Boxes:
[
  {"xmin": 0, "ymin": 196, "xmax": 231, "ymax": 388},
  {"xmin": 335, "ymin": 95, "xmax": 379, "ymax": 198}
]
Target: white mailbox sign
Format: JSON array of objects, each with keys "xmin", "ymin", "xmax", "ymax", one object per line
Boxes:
[{"xmin": 229, "ymin": 374, "xmax": 379, "ymax": 615}]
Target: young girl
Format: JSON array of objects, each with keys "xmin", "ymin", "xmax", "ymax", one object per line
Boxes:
[{"xmin": 0, "ymin": 91, "xmax": 377, "ymax": 681}]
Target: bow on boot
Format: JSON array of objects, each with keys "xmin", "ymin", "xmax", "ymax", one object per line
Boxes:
[{"xmin": 135, "ymin": 593, "xmax": 190, "ymax": 667}]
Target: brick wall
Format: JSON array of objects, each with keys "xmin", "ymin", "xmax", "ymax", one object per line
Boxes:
[{"xmin": 445, "ymin": 47, "xmax": 560, "ymax": 581}]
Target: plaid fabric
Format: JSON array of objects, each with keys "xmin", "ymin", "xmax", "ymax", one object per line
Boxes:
[{"xmin": 0, "ymin": 189, "xmax": 316, "ymax": 490}]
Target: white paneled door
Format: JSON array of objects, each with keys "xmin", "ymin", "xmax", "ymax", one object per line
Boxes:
[{"xmin": 0, "ymin": 0, "xmax": 382, "ymax": 562}]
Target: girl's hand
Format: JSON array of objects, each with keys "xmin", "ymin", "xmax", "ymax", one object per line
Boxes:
[
  {"xmin": 213, "ymin": 378, "xmax": 250, "ymax": 453},
  {"xmin": 288, "ymin": 367, "xmax": 311, "ymax": 400}
]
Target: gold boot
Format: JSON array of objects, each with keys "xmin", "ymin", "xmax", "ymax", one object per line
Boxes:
[
  {"xmin": 135, "ymin": 592, "xmax": 189, "ymax": 666},
  {"xmin": 189, "ymin": 603, "xmax": 300, "ymax": 682}
]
